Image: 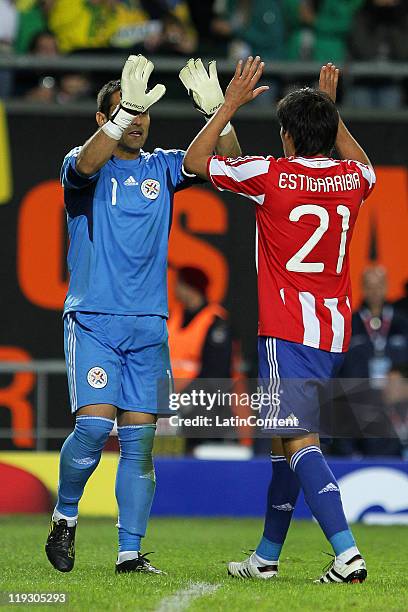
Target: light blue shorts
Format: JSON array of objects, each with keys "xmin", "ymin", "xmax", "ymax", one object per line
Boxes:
[{"xmin": 64, "ymin": 312, "xmax": 172, "ymax": 414}]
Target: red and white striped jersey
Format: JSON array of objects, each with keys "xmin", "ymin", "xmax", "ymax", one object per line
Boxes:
[{"xmin": 207, "ymin": 155, "xmax": 376, "ymax": 352}]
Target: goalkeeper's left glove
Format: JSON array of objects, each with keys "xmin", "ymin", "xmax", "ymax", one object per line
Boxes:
[
  {"xmin": 102, "ymin": 55, "xmax": 166, "ymax": 140},
  {"xmin": 179, "ymin": 58, "xmax": 232, "ymax": 135}
]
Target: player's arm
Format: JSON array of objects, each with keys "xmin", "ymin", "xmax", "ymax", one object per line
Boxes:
[
  {"xmin": 75, "ymin": 130, "xmax": 119, "ymax": 177},
  {"xmin": 319, "ymin": 63, "xmax": 373, "ymax": 169},
  {"xmin": 184, "ymin": 56, "xmax": 269, "ymax": 178},
  {"xmin": 179, "ymin": 58, "xmax": 243, "ymax": 161},
  {"xmin": 76, "ymin": 55, "xmax": 166, "ymax": 176},
  {"xmin": 214, "ymin": 123, "xmax": 241, "ymax": 158}
]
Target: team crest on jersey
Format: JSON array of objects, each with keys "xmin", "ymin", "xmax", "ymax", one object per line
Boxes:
[
  {"xmin": 87, "ymin": 367, "xmax": 108, "ymax": 389},
  {"xmin": 141, "ymin": 178, "xmax": 160, "ymax": 200}
]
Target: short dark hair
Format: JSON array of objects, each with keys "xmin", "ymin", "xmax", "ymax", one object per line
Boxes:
[
  {"xmin": 277, "ymin": 88, "xmax": 339, "ymax": 157},
  {"xmin": 97, "ymin": 79, "xmax": 121, "ymax": 118}
]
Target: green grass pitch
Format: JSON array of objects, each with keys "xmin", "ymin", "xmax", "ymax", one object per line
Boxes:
[{"xmin": 1, "ymin": 516, "xmax": 407, "ymax": 611}]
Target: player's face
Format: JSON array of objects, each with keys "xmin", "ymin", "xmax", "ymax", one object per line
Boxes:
[
  {"xmin": 175, "ymin": 280, "xmax": 202, "ymax": 308},
  {"xmin": 109, "ymin": 91, "xmax": 150, "ymax": 152},
  {"xmin": 362, "ymin": 269, "xmax": 387, "ymax": 308}
]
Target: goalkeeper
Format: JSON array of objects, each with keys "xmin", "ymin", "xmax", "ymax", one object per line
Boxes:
[{"xmin": 45, "ymin": 55, "xmax": 241, "ymax": 575}]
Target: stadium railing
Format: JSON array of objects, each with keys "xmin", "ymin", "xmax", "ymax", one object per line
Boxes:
[
  {"xmin": 0, "ymin": 360, "xmax": 69, "ymax": 451},
  {"xmin": 1, "ymin": 55, "xmax": 408, "ymax": 118},
  {"xmin": 1, "ymin": 55, "xmax": 408, "ymax": 77}
]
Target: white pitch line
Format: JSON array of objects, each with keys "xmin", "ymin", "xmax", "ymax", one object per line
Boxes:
[{"xmin": 154, "ymin": 581, "xmax": 220, "ymax": 612}]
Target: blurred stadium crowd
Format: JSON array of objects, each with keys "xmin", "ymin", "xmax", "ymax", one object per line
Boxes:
[{"xmin": 0, "ymin": 0, "xmax": 407, "ymax": 106}]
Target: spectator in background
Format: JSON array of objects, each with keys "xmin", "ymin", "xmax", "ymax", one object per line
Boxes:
[
  {"xmin": 30, "ymin": 28, "xmax": 57, "ymax": 54},
  {"xmin": 284, "ymin": 0, "xmax": 362, "ymax": 62},
  {"xmin": 47, "ymin": 0, "xmax": 117, "ymax": 53},
  {"xmin": 347, "ymin": 0, "xmax": 408, "ymax": 108},
  {"xmin": 47, "ymin": 0, "xmax": 196, "ymax": 55},
  {"xmin": 111, "ymin": 0, "xmax": 196, "ymax": 55},
  {"xmin": 0, "ymin": 0, "xmax": 19, "ymax": 97},
  {"xmin": 56, "ymin": 72, "xmax": 91, "ymax": 103},
  {"xmin": 186, "ymin": 0, "xmax": 228, "ymax": 57},
  {"xmin": 169, "ymin": 266, "xmax": 233, "ymax": 383},
  {"xmin": 21, "ymin": 30, "xmax": 58, "ymax": 101},
  {"xmin": 22, "ymin": 30, "xmax": 92, "ymax": 103},
  {"xmin": 214, "ymin": 0, "xmax": 285, "ymax": 62},
  {"xmin": 14, "ymin": 0, "xmax": 52, "ymax": 54},
  {"xmin": 338, "ymin": 265, "xmax": 408, "ymax": 456},
  {"xmin": 168, "ymin": 266, "xmax": 249, "ymax": 452},
  {"xmin": 213, "ymin": 0, "xmax": 286, "ymax": 104}
]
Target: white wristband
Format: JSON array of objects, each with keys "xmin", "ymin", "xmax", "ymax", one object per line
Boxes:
[
  {"xmin": 102, "ymin": 105, "xmax": 136, "ymax": 140},
  {"xmin": 220, "ymin": 122, "xmax": 233, "ymax": 137},
  {"xmin": 205, "ymin": 116, "xmax": 232, "ymax": 137},
  {"xmin": 101, "ymin": 120, "xmax": 124, "ymax": 141}
]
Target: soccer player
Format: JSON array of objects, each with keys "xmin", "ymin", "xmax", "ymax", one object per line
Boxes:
[
  {"xmin": 184, "ymin": 58, "xmax": 376, "ymax": 583},
  {"xmin": 45, "ymin": 54, "xmax": 241, "ymax": 574}
]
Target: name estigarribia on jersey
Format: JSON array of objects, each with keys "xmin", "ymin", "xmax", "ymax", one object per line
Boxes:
[{"xmin": 278, "ymin": 165, "xmax": 367, "ymax": 193}]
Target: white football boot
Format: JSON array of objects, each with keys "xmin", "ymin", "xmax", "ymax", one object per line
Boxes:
[
  {"xmin": 315, "ymin": 553, "xmax": 367, "ymax": 584},
  {"xmin": 228, "ymin": 552, "xmax": 278, "ymax": 580}
]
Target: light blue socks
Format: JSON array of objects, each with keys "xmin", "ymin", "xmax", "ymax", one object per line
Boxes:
[
  {"xmin": 56, "ymin": 416, "xmax": 114, "ymax": 519},
  {"xmin": 115, "ymin": 424, "xmax": 156, "ymax": 557}
]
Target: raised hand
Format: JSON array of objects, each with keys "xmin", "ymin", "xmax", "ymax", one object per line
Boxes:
[
  {"xmin": 179, "ymin": 58, "xmax": 225, "ymax": 118},
  {"xmin": 224, "ymin": 56, "xmax": 269, "ymax": 111},
  {"xmin": 120, "ymin": 55, "xmax": 166, "ymax": 114},
  {"xmin": 319, "ymin": 63, "xmax": 339, "ymax": 103}
]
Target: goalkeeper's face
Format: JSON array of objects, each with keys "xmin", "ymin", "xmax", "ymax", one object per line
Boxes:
[{"xmin": 108, "ymin": 90, "xmax": 150, "ymax": 152}]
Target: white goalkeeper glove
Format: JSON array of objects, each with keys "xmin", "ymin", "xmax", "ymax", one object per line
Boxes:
[
  {"xmin": 103, "ymin": 55, "xmax": 166, "ymax": 140},
  {"xmin": 179, "ymin": 58, "xmax": 232, "ymax": 135}
]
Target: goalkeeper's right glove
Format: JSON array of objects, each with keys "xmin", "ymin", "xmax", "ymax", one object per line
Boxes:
[
  {"xmin": 179, "ymin": 58, "xmax": 232, "ymax": 136},
  {"xmin": 179, "ymin": 58, "xmax": 224, "ymax": 117},
  {"xmin": 102, "ymin": 55, "xmax": 166, "ymax": 140}
]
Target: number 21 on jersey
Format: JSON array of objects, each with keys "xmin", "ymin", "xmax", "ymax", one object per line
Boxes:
[{"xmin": 286, "ymin": 204, "xmax": 350, "ymax": 274}]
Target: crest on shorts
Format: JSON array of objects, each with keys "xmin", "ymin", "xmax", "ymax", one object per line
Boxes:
[
  {"xmin": 87, "ymin": 366, "xmax": 108, "ymax": 389},
  {"xmin": 141, "ymin": 178, "xmax": 160, "ymax": 200}
]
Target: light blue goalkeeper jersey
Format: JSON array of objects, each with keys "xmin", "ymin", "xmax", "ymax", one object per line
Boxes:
[{"xmin": 62, "ymin": 147, "xmax": 195, "ymax": 317}]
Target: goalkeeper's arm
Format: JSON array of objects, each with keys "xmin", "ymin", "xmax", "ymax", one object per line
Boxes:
[
  {"xmin": 76, "ymin": 55, "xmax": 165, "ymax": 176},
  {"xmin": 179, "ymin": 58, "xmax": 241, "ymax": 159}
]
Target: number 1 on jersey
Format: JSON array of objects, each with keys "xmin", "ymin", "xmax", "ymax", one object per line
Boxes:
[
  {"xmin": 111, "ymin": 178, "xmax": 118, "ymax": 206},
  {"xmin": 285, "ymin": 204, "xmax": 351, "ymax": 274}
]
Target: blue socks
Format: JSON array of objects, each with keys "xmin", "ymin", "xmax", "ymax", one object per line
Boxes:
[
  {"xmin": 290, "ymin": 445, "xmax": 356, "ymax": 556},
  {"xmin": 56, "ymin": 417, "xmax": 157, "ymax": 559},
  {"xmin": 56, "ymin": 416, "xmax": 114, "ymax": 518},
  {"xmin": 115, "ymin": 425, "xmax": 156, "ymax": 554},
  {"xmin": 256, "ymin": 455, "xmax": 300, "ymax": 561}
]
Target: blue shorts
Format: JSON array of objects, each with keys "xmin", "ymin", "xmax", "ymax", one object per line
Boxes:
[
  {"xmin": 258, "ymin": 337, "xmax": 344, "ymax": 435},
  {"xmin": 64, "ymin": 312, "xmax": 172, "ymax": 414}
]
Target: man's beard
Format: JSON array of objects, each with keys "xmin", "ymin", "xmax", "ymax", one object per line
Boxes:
[{"xmin": 118, "ymin": 140, "xmax": 141, "ymax": 155}]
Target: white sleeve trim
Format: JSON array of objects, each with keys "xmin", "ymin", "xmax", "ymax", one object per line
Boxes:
[
  {"xmin": 181, "ymin": 165, "xmax": 197, "ymax": 178},
  {"xmin": 354, "ymin": 161, "xmax": 376, "ymax": 189},
  {"xmin": 210, "ymin": 157, "xmax": 270, "ymax": 183}
]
